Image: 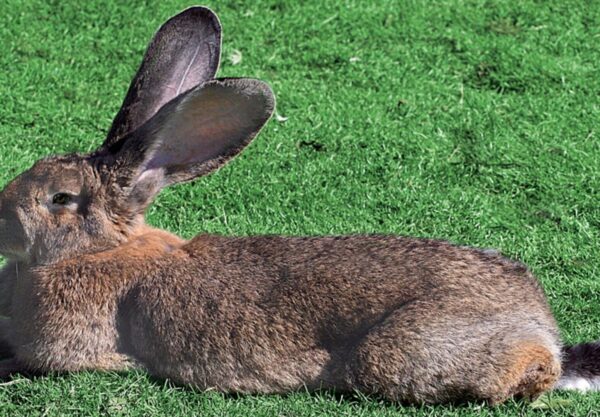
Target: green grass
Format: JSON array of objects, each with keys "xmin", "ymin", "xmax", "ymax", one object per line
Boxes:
[{"xmin": 1, "ymin": 0, "xmax": 600, "ymax": 415}]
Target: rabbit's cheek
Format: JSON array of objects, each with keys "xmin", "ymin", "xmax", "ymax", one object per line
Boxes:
[{"xmin": 49, "ymin": 207, "xmax": 78, "ymax": 220}]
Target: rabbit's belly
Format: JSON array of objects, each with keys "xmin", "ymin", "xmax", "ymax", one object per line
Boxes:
[
  {"xmin": 147, "ymin": 345, "xmax": 334, "ymax": 393},
  {"xmin": 119, "ymin": 292, "xmax": 338, "ymax": 392}
]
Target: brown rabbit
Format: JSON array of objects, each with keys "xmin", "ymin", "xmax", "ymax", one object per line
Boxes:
[{"xmin": 0, "ymin": 6, "xmax": 598, "ymax": 405}]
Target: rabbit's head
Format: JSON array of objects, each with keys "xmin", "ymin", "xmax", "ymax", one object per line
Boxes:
[{"xmin": 0, "ymin": 7, "xmax": 274, "ymax": 265}]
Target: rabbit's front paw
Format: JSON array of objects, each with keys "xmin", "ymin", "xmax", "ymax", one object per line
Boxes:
[
  {"xmin": 0, "ymin": 358, "xmax": 26, "ymax": 380},
  {"xmin": 0, "ymin": 318, "xmax": 13, "ymax": 359}
]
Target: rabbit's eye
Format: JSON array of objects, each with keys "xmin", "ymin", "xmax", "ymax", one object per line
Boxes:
[{"xmin": 52, "ymin": 193, "xmax": 71, "ymax": 205}]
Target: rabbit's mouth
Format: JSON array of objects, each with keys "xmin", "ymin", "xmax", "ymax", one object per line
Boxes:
[
  {"xmin": 0, "ymin": 242, "xmax": 28, "ymax": 261},
  {"xmin": 0, "ymin": 220, "xmax": 29, "ymax": 261},
  {"xmin": 0, "ymin": 246, "xmax": 28, "ymax": 261}
]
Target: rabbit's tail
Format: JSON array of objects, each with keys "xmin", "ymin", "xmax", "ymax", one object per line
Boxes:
[{"xmin": 555, "ymin": 342, "xmax": 600, "ymax": 391}]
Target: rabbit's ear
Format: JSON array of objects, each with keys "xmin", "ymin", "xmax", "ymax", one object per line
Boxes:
[
  {"xmin": 103, "ymin": 7, "xmax": 221, "ymax": 148},
  {"xmin": 106, "ymin": 78, "xmax": 274, "ymax": 211}
]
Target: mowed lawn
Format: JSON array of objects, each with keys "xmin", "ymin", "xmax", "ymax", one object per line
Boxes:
[{"xmin": 1, "ymin": 0, "xmax": 599, "ymax": 415}]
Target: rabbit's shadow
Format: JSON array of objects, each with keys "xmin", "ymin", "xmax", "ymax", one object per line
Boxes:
[
  {"xmin": 0, "ymin": 353, "xmax": 511, "ymax": 409},
  {"xmin": 0, "ymin": 364, "xmax": 531, "ymax": 412},
  {"xmin": 142, "ymin": 372, "xmax": 502, "ymax": 409}
]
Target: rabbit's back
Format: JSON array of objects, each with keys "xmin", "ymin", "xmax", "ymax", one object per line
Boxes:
[{"xmin": 181, "ymin": 234, "xmax": 552, "ymax": 322}]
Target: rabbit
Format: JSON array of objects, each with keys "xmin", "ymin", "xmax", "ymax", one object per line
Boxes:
[{"xmin": 0, "ymin": 6, "xmax": 598, "ymax": 405}]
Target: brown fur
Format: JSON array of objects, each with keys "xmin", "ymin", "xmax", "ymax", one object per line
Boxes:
[
  {"xmin": 0, "ymin": 233, "xmax": 563, "ymax": 403},
  {"xmin": 0, "ymin": 6, "xmax": 568, "ymax": 406},
  {"xmin": 503, "ymin": 343, "xmax": 560, "ymax": 401}
]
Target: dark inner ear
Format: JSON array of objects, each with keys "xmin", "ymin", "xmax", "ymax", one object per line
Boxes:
[{"xmin": 103, "ymin": 7, "xmax": 221, "ymax": 148}]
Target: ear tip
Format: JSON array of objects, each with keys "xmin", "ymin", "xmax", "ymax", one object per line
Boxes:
[
  {"xmin": 246, "ymin": 79, "xmax": 276, "ymax": 118},
  {"xmin": 179, "ymin": 6, "xmax": 221, "ymax": 26},
  {"xmin": 222, "ymin": 78, "xmax": 276, "ymax": 119},
  {"xmin": 163, "ymin": 6, "xmax": 222, "ymax": 36}
]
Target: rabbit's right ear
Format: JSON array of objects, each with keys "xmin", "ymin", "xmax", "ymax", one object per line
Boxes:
[
  {"xmin": 103, "ymin": 7, "xmax": 221, "ymax": 148},
  {"xmin": 101, "ymin": 78, "xmax": 275, "ymax": 214}
]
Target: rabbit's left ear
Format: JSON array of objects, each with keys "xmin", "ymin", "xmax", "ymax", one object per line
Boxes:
[{"xmin": 103, "ymin": 7, "xmax": 221, "ymax": 148}]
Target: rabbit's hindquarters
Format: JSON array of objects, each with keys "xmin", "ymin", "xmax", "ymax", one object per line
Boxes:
[{"xmin": 348, "ymin": 299, "xmax": 561, "ymax": 404}]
